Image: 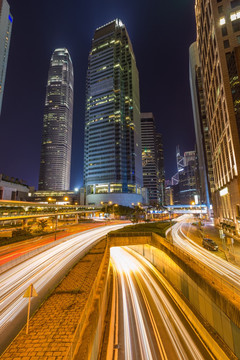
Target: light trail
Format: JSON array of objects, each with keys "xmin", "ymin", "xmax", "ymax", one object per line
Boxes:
[
  {"xmin": 110, "ymin": 247, "xmax": 214, "ymax": 360},
  {"xmin": 169, "ymin": 216, "xmax": 240, "ymax": 289},
  {"xmin": 0, "ymin": 224, "xmax": 124, "ymax": 344}
]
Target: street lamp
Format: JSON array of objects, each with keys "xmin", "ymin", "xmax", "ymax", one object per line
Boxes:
[{"xmin": 113, "ymin": 204, "xmax": 118, "ymax": 218}]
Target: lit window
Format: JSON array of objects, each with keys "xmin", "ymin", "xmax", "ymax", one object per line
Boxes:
[
  {"xmin": 220, "ymin": 17, "xmax": 226, "ymax": 25},
  {"xmin": 230, "ymin": 11, "xmax": 240, "ymax": 21}
]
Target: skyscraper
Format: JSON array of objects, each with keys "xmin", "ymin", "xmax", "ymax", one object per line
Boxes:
[
  {"xmin": 156, "ymin": 133, "xmax": 165, "ymax": 205},
  {"xmin": 189, "ymin": 42, "xmax": 214, "ymax": 212},
  {"xmin": 84, "ymin": 19, "xmax": 143, "ymax": 206},
  {"xmin": 195, "ymin": 0, "xmax": 240, "ymax": 233},
  {"xmin": 141, "ymin": 113, "xmax": 164, "ymax": 205},
  {"xmin": 39, "ymin": 48, "xmax": 74, "ymax": 191},
  {"xmin": 177, "ymin": 148, "xmax": 200, "ymax": 205},
  {"xmin": 0, "ymin": 0, "xmax": 12, "ymax": 116}
]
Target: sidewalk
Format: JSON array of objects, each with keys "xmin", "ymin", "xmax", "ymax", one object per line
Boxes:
[{"xmin": 182, "ymin": 220, "xmax": 240, "ymax": 266}]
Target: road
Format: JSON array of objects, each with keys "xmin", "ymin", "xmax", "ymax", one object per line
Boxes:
[
  {"xmin": 0, "ymin": 221, "xmax": 110, "ymax": 266},
  {"xmin": 0, "ymin": 224, "xmax": 124, "ymax": 354},
  {"xmin": 110, "ymin": 247, "xmax": 215, "ymax": 360},
  {"xmin": 168, "ymin": 215, "xmax": 240, "ymax": 292}
]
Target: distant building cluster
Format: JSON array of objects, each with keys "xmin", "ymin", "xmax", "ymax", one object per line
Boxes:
[
  {"xmin": 0, "ymin": 12, "xmax": 166, "ymax": 208},
  {"xmin": 164, "ymin": 147, "xmax": 200, "ymax": 207}
]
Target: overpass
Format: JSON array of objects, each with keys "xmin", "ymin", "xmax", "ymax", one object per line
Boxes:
[
  {"xmin": 0, "ymin": 200, "xmax": 102, "ymax": 225},
  {"xmin": 163, "ymin": 204, "xmax": 207, "ymax": 214}
]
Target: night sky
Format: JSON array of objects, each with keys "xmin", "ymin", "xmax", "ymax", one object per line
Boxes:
[{"xmin": 0, "ymin": 0, "xmax": 196, "ymax": 189}]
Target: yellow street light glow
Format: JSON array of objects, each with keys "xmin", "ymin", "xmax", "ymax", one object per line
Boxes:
[
  {"xmin": 48, "ymin": 198, "xmax": 52, "ymax": 201},
  {"xmin": 64, "ymin": 197, "xmax": 69, "ymax": 201},
  {"xmin": 109, "ymin": 201, "xmax": 112, "ymax": 205}
]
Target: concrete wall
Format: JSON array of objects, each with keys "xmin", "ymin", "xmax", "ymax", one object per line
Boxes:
[
  {"xmin": 130, "ymin": 242, "xmax": 240, "ymax": 358},
  {"xmin": 69, "ymin": 243, "xmax": 111, "ymax": 360}
]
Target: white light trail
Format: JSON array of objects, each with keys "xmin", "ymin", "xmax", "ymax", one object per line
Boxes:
[
  {"xmin": 111, "ymin": 247, "xmax": 212, "ymax": 360},
  {"xmin": 170, "ymin": 217, "xmax": 240, "ymax": 289},
  {"xmin": 0, "ymin": 225, "xmax": 124, "ymax": 336}
]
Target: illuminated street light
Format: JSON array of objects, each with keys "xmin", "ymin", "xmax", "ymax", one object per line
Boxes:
[{"xmin": 64, "ymin": 197, "xmax": 69, "ymax": 201}]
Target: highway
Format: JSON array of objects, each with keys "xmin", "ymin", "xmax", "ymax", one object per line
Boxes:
[
  {"xmin": 0, "ymin": 224, "xmax": 124, "ymax": 354},
  {"xmin": 169, "ymin": 216, "xmax": 240, "ymax": 291},
  {"xmin": 110, "ymin": 247, "xmax": 214, "ymax": 360}
]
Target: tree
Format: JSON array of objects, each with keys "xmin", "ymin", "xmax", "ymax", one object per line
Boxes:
[{"xmin": 37, "ymin": 219, "xmax": 48, "ymax": 232}]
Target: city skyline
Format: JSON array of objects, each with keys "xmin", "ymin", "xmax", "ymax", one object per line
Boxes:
[{"xmin": 0, "ymin": 0, "xmax": 196, "ymax": 189}]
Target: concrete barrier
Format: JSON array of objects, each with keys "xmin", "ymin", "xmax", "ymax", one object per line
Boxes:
[
  {"xmin": 0, "ymin": 232, "xmax": 87, "ymax": 275},
  {"xmin": 64, "ymin": 242, "xmax": 111, "ymax": 360}
]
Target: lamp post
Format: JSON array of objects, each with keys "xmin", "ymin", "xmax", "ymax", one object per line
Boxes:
[
  {"xmin": 101, "ymin": 201, "xmax": 112, "ymax": 220},
  {"xmin": 113, "ymin": 204, "xmax": 118, "ymax": 219}
]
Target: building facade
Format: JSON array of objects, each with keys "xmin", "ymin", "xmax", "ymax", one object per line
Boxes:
[
  {"xmin": 189, "ymin": 42, "xmax": 215, "ymax": 211},
  {"xmin": 84, "ymin": 19, "xmax": 143, "ymax": 206},
  {"xmin": 141, "ymin": 113, "xmax": 164, "ymax": 205},
  {"xmin": 195, "ymin": 0, "xmax": 240, "ymax": 232},
  {"xmin": 178, "ymin": 150, "xmax": 200, "ymax": 205},
  {"xmin": 0, "ymin": 0, "xmax": 12, "ymax": 116},
  {"xmin": 156, "ymin": 133, "xmax": 165, "ymax": 205},
  {"xmin": 0, "ymin": 174, "xmax": 29, "ymax": 201},
  {"xmin": 39, "ymin": 48, "xmax": 74, "ymax": 191}
]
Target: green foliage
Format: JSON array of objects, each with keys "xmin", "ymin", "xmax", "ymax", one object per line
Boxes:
[
  {"xmin": 110, "ymin": 221, "xmax": 173, "ymax": 238},
  {"xmin": 37, "ymin": 219, "xmax": 48, "ymax": 231}
]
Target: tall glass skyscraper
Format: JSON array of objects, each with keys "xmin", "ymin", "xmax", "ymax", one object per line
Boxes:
[
  {"xmin": 39, "ymin": 48, "xmax": 74, "ymax": 191},
  {"xmin": 0, "ymin": 0, "xmax": 12, "ymax": 116},
  {"xmin": 84, "ymin": 19, "xmax": 143, "ymax": 206}
]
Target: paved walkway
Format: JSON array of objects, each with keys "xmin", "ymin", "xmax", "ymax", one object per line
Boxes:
[{"xmin": 0, "ymin": 239, "xmax": 107, "ymax": 360}]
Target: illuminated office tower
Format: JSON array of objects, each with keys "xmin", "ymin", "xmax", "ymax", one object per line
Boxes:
[
  {"xmin": 141, "ymin": 113, "xmax": 164, "ymax": 205},
  {"xmin": 195, "ymin": 0, "xmax": 240, "ymax": 233},
  {"xmin": 0, "ymin": 0, "xmax": 12, "ymax": 116},
  {"xmin": 189, "ymin": 42, "xmax": 214, "ymax": 211},
  {"xmin": 39, "ymin": 48, "xmax": 74, "ymax": 191},
  {"xmin": 84, "ymin": 20, "xmax": 143, "ymax": 206}
]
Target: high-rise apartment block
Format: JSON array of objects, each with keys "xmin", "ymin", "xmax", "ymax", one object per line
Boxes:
[
  {"xmin": 195, "ymin": 0, "xmax": 240, "ymax": 232},
  {"xmin": 39, "ymin": 48, "xmax": 74, "ymax": 191},
  {"xmin": 0, "ymin": 0, "xmax": 12, "ymax": 116},
  {"xmin": 141, "ymin": 113, "xmax": 164, "ymax": 205},
  {"xmin": 84, "ymin": 19, "xmax": 143, "ymax": 206},
  {"xmin": 189, "ymin": 42, "xmax": 215, "ymax": 210}
]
